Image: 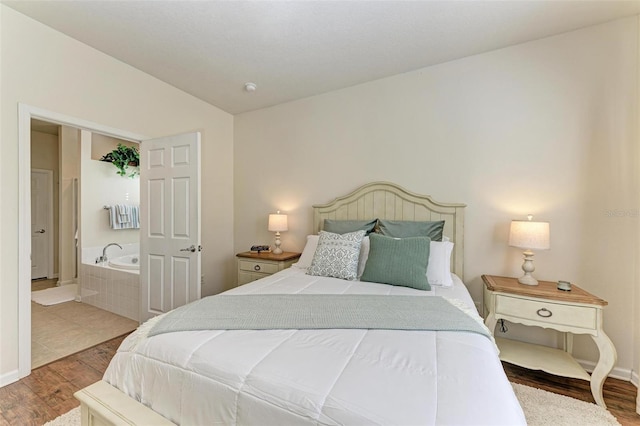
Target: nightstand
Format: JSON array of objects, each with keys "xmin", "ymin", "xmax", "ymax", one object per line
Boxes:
[
  {"xmin": 236, "ymin": 251, "xmax": 301, "ymax": 286},
  {"xmin": 482, "ymin": 275, "xmax": 616, "ymax": 408}
]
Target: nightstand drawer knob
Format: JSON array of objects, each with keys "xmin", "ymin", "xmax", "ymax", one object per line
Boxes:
[
  {"xmin": 254, "ymin": 265, "xmax": 261, "ymax": 271},
  {"xmin": 536, "ymin": 308, "xmax": 553, "ymax": 318}
]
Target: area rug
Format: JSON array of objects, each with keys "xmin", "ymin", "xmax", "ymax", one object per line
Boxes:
[
  {"xmin": 44, "ymin": 383, "xmax": 621, "ymax": 426},
  {"xmin": 31, "ymin": 284, "xmax": 77, "ymax": 306},
  {"xmin": 512, "ymin": 383, "xmax": 620, "ymax": 425},
  {"xmin": 43, "ymin": 407, "xmax": 80, "ymax": 426},
  {"xmin": 31, "ymin": 284, "xmax": 98, "ymax": 306}
]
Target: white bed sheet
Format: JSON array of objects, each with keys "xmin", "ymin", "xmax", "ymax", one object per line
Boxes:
[{"xmin": 104, "ymin": 268, "xmax": 525, "ymax": 425}]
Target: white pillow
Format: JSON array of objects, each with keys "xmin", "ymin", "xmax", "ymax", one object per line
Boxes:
[
  {"xmin": 308, "ymin": 230, "xmax": 365, "ymax": 280},
  {"xmin": 295, "ymin": 235, "xmax": 320, "ymax": 269},
  {"xmin": 427, "ymin": 240, "xmax": 454, "ymax": 287},
  {"xmin": 357, "ymin": 236, "xmax": 370, "ymax": 278}
]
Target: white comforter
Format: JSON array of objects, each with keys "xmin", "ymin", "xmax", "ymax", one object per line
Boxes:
[{"xmin": 104, "ymin": 268, "xmax": 526, "ymax": 425}]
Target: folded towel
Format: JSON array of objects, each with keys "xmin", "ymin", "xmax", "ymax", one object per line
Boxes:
[
  {"xmin": 108, "ymin": 206, "xmax": 120, "ymax": 229},
  {"xmin": 108, "ymin": 205, "xmax": 140, "ymax": 230},
  {"xmin": 131, "ymin": 205, "xmax": 140, "ymax": 229},
  {"xmin": 117, "ymin": 204, "xmax": 130, "ymax": 224}
]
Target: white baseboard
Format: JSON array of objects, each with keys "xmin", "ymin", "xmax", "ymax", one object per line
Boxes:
[
  {"xmin": 0, "ymin": 369, "xmax": 20, "ymax": 388},
  {"xmin": 58, "ymin": 279, "xmax": 76, "ymax": 286},
  {"xmin": 577, "ymin": 358, "xmax": 638, "ymax": 385},
  {"xmin": 634, "ymin": 370, "xmax": 640, "ymax": 415}
]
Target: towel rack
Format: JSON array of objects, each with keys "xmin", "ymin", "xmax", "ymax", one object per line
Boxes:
[{"xmin": 103, "ymin": 205, "xmax": 112, "ymax": 210}]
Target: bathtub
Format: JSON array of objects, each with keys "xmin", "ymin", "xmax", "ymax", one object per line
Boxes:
[
  {"xmin": 80, "ymin": 244, "xmax": 140, "ymax": 322},
  {"xmin": 109, "ymin": 254, "xmax": 140, "ymax": 270}
]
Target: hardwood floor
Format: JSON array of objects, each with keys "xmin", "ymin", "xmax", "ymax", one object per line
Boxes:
[
  {"xmin": 0, "ymin": 334, "xmax": 127, "ymax": 425},
  {"xmin": 504, "ymin": 362, "xmax": 640, "ymax": 425},
  {"xmin": 1, "ymin": 336, "xmax": 638, "ymax": 425}
]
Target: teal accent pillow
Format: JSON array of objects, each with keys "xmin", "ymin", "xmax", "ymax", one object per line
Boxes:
[
  {"xmin": 323, "ymin": 219, "xmax": 377, "ymax": 235},
  {"xmin": 378, "ymin": 219, "xmax": 445, "ymax": 241},
  {"xmin": 360, "ymin": 234, "xmax": 431, "ymax": 291}
]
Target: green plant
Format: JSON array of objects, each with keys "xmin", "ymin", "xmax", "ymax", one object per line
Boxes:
[{"xmin": 101, "ymin": 143, "xmax": 140, "ymax": 178}]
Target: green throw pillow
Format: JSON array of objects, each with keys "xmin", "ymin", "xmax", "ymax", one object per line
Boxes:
[
  {"xmin": 360, "ymin": 234, "xmax": 431, "ymax": 291},
  {"xmin": 378, "ymin": 219, "xmax": 445, "ymax": 241},
  {"xmin": 323, "ymin": 219, "xmax": 377, "ymax": 235}
]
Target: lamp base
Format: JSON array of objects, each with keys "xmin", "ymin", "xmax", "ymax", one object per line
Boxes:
[
  {"xmin": 518, "ymin": 250, "xmax": 539, "ymax": 286},
  {"xmin": 517, "ymin": 275, "xmax": 539, "ymax": 286},
  {"xmin": 272, "ymin": 232, "xmax": 283, "ymax": 255}
]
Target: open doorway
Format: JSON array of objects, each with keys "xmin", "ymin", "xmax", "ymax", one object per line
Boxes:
[
  {"xmin": 29, "ymin": 117, "xmax": 140, "ymax": 368},
  {"xmin": 30, "ymin": 120, "xmax": 77, "ymax": 288},
  {"xmin": 18, "ymin": 105, "xmax": 203, "ymax": 382},
  {"xmin": 18, "ymin": 105, "xmax": 148, "ymax": 378}
]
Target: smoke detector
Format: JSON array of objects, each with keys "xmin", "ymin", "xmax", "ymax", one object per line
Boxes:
[{"xmin": 244, "ymin": 82, "xmax": 257, "ymax": 92}]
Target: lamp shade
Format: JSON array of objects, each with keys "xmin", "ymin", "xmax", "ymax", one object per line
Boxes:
[
  {"xmin": 268, "ymin": 212, "xmax": 288, "ymax": 232},
  {"xmin": 509, "ymin": 220, "xmax": 550, "ymax": 250}
]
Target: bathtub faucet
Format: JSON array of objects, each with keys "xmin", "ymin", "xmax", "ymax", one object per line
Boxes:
[{"xmin": 97, "ymin": 242, "xmax": 123, "ymax": 263}]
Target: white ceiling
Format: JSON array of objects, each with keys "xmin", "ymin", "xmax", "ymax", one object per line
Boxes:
[{"xmin": 5, "ymin": 1, "xmax": 640, "ymax": 114}]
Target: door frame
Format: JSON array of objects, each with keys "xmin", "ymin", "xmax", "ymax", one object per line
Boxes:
[
  {"xmin": 30, "ymin": 168, "xmax": 54, "ymax": 280},
  {"xmin": 17, "ymin": 104, "xmax": 147, "ymax": 380}
]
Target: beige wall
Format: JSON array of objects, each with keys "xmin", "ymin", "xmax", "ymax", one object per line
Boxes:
[
  {"xmin": 31, "ymin": 130, "xmax": 59, "ymax": 276},
  {"xmin": 636, "ymin": 15, "xmax": 640, "ymax": 410},
  {"xmin": 235, "ymin": 18, "xmax": 639, "ymax": 375},
  {"xmin": 59, "ymin": 126, "xmax": 80, "ymax": 284},
  {"xmin": 0, "ymin": 5, "xmax": 234, "ymax": 381},
  {"xmin": 90, "ymin": 133, "xmax": 137, "ymax": 161},
  {"xmin": 80, "ymin": 132, "xmax": 140, "ymax": 249}
]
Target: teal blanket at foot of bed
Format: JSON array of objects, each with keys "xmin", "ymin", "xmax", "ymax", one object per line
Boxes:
[{"xmin": 148, "ymin": 294, "xmax": 490, "ymax": 339}]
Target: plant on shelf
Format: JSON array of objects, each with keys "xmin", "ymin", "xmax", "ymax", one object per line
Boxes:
[{"xmin": 101, "ymin": 143, "xmax": 140, "ymax": 178}]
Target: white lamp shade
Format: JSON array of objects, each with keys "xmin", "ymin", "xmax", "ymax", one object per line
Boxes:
[
  {"xmin": 268, "ymin": 213, "xmax": 288, "ymax": 232},
  {"xmin": 509, "ymin": 220, "xmax": 550, "ymax": 250}
]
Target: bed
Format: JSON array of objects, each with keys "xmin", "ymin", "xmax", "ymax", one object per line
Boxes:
[{"xmin": 75, "ymin": 182, "xmax": 526, "ymax": 425}]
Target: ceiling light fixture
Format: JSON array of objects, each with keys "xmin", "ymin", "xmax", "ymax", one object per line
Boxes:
[{"xmin": 244, "ymin": 82, "xmax": 257, "ymax": 92}]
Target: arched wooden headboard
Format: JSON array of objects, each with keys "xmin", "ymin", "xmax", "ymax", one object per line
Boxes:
[{"xmin": 312, "ymin": 182, "xmax": 466, "ymax": 279}]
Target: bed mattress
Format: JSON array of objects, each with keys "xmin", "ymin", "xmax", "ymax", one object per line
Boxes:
[{"xmin": 103, "ymin": 267, "xmax": 526, "ymax": 425}]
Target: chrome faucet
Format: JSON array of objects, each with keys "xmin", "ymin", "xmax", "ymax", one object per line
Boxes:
[{"xmin": 96, "ymin": 243, "xmax": 122, "ymax": 263}]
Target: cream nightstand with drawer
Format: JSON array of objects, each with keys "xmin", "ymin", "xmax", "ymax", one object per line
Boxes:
[
  {"xmin": 236, "ymin": 251, "xmax": 301, "ymax": 286},
  {"xmin": 482, "ymin": 275, "xmax": 616, "ymax": 408}
]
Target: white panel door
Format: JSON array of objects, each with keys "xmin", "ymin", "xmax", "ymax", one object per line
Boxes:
[
  {"xmin": 140, "ymin": 132, "xmax": 201, "ymax": 322},
  {"xmin": 31, "ymin": 170, "xmax": 52, "ymax": 280}
]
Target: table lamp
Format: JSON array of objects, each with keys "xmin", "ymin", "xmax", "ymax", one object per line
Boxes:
[
  {"xmin": 268, "ymin": 211, "xmax": 288, "ymax": 254},
  {"xmin": 509, "ymin": 215, "xmax": 550, "ymax": 285}
]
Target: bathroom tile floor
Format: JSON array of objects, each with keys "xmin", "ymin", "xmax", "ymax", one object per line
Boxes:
[{"xmin": 32, "ymin": 298, "xmax": 138, "ymax": 369}]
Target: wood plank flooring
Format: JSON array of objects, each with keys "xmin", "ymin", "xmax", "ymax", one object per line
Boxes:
[
  {"xmin": 504, "ymin": 362, "xmax": 640, "ymax": 425},
  {"xmin": 0, "ymin": 334, "xmax": 126, "ymax": 426},
  {"xmin": 1, "ymin": 335, "xmax": 638, "ymax": 425}
]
